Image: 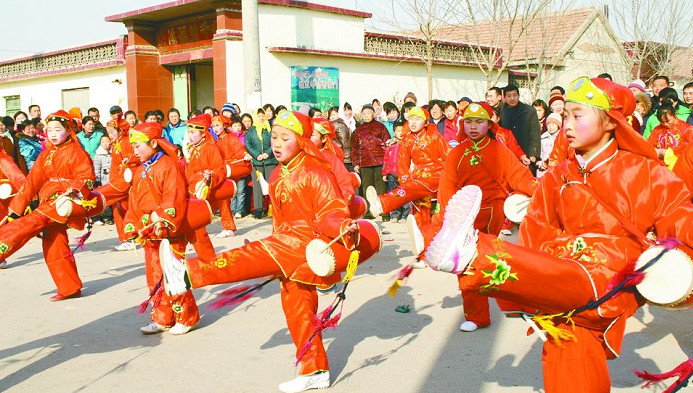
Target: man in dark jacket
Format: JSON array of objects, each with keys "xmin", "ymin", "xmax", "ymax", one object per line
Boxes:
[{"xmin": 499, "ymin": 84, "xmax": 540, "ymax": 171}]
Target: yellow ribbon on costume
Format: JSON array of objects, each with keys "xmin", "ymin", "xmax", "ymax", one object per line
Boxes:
[
  {"xmin": 663, "ymin": 148, "xmax": 678, "ymax": 170},
  {"xmin": 388, "ymin": 280, "xmax": 403, "ymax": 297},
  {"xmin": 342, "ymin": 250, "xmax": 360, "ymax": 283},
  {"xmin": 531, "ymin": 312, "xmax": 577, "ymax": 345},
  {"xmin": 81, "ymin": 198, "xmax": 98, "ymax": 210}
]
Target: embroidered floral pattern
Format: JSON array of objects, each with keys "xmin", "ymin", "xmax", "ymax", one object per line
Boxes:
[
  {"xmin": 124, "ymin": 223, "xmax": 135, "ymax": 233},
  {"xmin": 480, "ymin": 253, "xmax": 518, "ymax": 293},
  {"xmin": 86, "ymin": 179, "xmax": 93, "ymax": 189},
  {"xmin": 172, "ymin": 303, "xmax": 183, "ymax": 314},
  {"xmin": 141, "ymin": 214, "xmax": 150, "ymax": 226},
  {"xmin": 396, "ymin": 189, "xmax": 406, "ymax": 197},
  {"xmin": 556, "ymin": 236, "xmax": 606, "ymax": 264},
  {"xmin": 164, "ymin": 208, "xmax": 176, "ymax": 217},
  {"xmin": 0, "ymin": 242, "xmax": 9, "ymax": 253},
  {"xmin": 211, "ymin": 250, "xmax": 239, "ymax": 269}
]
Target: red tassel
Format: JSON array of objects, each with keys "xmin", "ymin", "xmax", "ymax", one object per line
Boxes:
[
  {"xmin": 152, "ymin": 287, "xmax": 163, "ymax": 309},
  {"xmin": 635, "ymin": 358, "xmax": 693, "ymax": 393},
  {"xmin": 138, "ymin": 299, "xmax": 150, "ymax": 314},
  {"xmin": 71, "ymin": 230, "xmax": 93, "ymax": 255},
  {"xmin": 295, "ymin": 341, "xmax": 313, "ymax": 366},
  {"xmin": 207, "ymin": 285, "xmax": 256, "ymax": 310},
  {"xmin": 397, "ymin": 264, "xmax": 415, "ymax": 281},
  {"xmin": 606, "ymin": 259, "xmax": 645, "ymax": 291}
]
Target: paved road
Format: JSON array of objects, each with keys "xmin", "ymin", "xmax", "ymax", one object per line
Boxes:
[{"xmin": 1, "ymin": 217, "xmax": 691, "ymax": 392}]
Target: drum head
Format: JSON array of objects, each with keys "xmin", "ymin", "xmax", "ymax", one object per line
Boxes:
[
  {"xmin": 55, "ymin": 195, "xmax": 73, "ymax": 217},
  {"xmin": 123, "ymin": 168, "xmax": 133, "ymax": 183},
  {"xmin": 226, "ymin": 164, "xmax": 232, "ymax": 178},
  {"xmin": 195, "ymin": 180, "xmax": 209, "ymax": 200},
  {"xmin": 0, "ymin": 183, "xmax": 12, "ymax": 199},
  {"xmin": 635, "ymin": 246, "xmax": 693, "ymax": 307},
  {"xmin": 504, "ymin": 194, "xmax": 530, "ymax": 224},
  {"xmin": 258, "ymin": 172, "xmax": 270, "ymax": 196},
  {"xmin": 306, "ymin": 239, "xmax": 336, "ymax": 277}
]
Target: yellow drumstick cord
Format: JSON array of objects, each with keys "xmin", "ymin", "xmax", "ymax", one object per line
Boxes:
[{"xmin": 342, "ymin": 250, "xmax": 360, "ymax": 283}]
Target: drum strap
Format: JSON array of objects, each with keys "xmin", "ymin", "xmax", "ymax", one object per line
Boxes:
[{"xmin": 582, "ymin": 184, "xmax": 651, "ymax": 245}]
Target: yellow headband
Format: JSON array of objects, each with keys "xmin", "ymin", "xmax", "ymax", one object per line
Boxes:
[
  {"xmin": 408, "ymin": 106, "xmax": 427, "ymax": 121},
  {"xmin": 273, "ymin": 111, "xmax": 304, "ymax": 136},
  {"xmin": 187, "ymin": 124, "xmax": 207, "ymax": 131},
  {"xmin": 129, "ymin": 129, "xmax": 151, "ymax": 144},
  {"xmin": 566, "ymin": 76, "xmax": 611, "ymax": 111},
  {"xmin": 462, "ymin": 103, "xmax": 491, "ymax": 121}
]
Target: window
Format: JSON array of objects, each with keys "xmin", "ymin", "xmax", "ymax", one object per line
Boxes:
[
  {"xmin": 61, "ymin": 88, "xmax": 90, "ymax": 114},
  {"xmin": 4, "ymin": 95, "xmax": 20, "ymax": 117},
  {"xmin": 508, "ymin": 73, "xmax": 534, "ymax": 90}
]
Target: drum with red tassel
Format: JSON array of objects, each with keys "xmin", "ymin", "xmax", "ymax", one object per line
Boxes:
[
  {"xmin": 180, "ymin": 199, "xmax": 214, "ymax": 232},
  {"xmin": 207, "ymin": 179, "xmax": 237, "ymax": 201},
  {"xmin": 306, "ymin": 219, "xmax": 382, "ymax": 277},
  {"xmin": 634, "ymin": 244, "xmax": 693, "ymax": 309}
]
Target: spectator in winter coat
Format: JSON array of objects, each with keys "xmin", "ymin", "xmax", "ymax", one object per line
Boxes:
[
  {"xmin": 16, "ymin": 120, "xmax": 43, "ymax": 172},
  {"xmin": 328, "ymin": 106, "xmax": 353, "ymax": 171},
  {"xmin": 351, "ymin": 105, "xmax": 390, "ymax": 217},
  {"xmin": 164, "ymin": 108, "xmax": 187, "ymax": 146},
  {"xmin": 500, "ymin": 84, "xmax": 541, "ymax": 169},
  {"xmin": 92, "ymin": 135, "xmax": 114, "ymax": 225},
  {"xmin": 77, "ymin": 116, "xmax": 105, "ymax": 159}
]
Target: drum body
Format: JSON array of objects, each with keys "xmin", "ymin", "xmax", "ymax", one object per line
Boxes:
[
  {"xmin": 306, "ymin": 219, "xmax": 382, "ymax": 276},
  {"xmin": 55, "ymin": 192, "xmax": 107, "ymax": 218},
  {"xmin": 348, "ymin": 195, "xmax": 367, "ymax": 220},
  {"xmin": 208, "ymin": 179, "xmax": 237, "ymax": 201},
  {"xmin": 180, "ymin": 199, "xmax": 214, "ymax": 232},
  {"xmin": 635, "ymin": 245, "xmax": 693, "ymax": 309}
]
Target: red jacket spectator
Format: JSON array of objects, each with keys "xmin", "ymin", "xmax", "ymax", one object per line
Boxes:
[
  {"xmin": 443, "ymin": 116, "xmax": 460, "ymax": 143},
  {"xmin": 382, "ymin": 142, "xmax": 401, "ymax": 176},
  {"xmin": 351, "ymin": 119, "xmax": 389, "ymax": 168}
]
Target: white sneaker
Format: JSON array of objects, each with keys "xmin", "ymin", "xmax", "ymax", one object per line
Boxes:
[
  {"xmin": 412, "ymin": 259, "xmax": 427, "ymax": 269},
  {"xmin": 215, "ymin": 229, "xmax": 235, "ymax": 238},
  {"xmin": 278, "ymin": 371, "xmax": 330, "ymax": 393},
  {"xmin": 459, "ymin": 321, "xmax": 478, "ymax": 332},
  {"xmin": 407, "ymin": 215, "xmax": 425, "ymax": 256},
  {"xmin": 169, "ymin": 321, "xmax": 199, "ymax": 335},
  {"xmin": 93, "ymin": 220, "xmax": 104, "ymax": 226},
  {"xmin": 425, "ymin": 185, "xmax": 482, "ymax": 274},
  {"xmin": 0, "ymin": 260, "xmax": 6, "ymax": 269},
  {"xmin": 140, "ymin": 322, "xmax": 170, "ymax": 335},
  {"xmin": 114, "ymin": 241, "xmax": 136, "ymax": 251},
  {"xmin": 365, "ymin": 186, "xmax": 383, "ymax": 217},
  {"xmin": 500, "ymin": 229, "xmax": 512, "ymax": 236},
  {"xmin": 234, "ymin": 212, "xmax": 242, "ymax": 219},
  {"xmin": 159, "ymin": 239, "xmax": 191, "ymax": 296}
]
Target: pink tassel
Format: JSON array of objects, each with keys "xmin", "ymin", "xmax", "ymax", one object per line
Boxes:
[
  {"xmin": 152, "ymin": 287, "xmax": 163, "ymax": 309},
  {"xmin": 397, "ymin": 264, "xmax": 415, "ymax": 280},
  {"xmin": 138, "ymin": 299, "xmax": 150, "ymax": 314},
  {"xmin": 606, "ymin": 260, "xmax": 645, "ymax": 291},
  {"xmin": 660, "ymin": 237, "xmax": 683, "ymax": 250},
  {"xmin": 295, "ymin": 341, "xmax": 313, "ymax": 366},
  {"xmin": 208, "ymin": 293, "xmax": 253, "ymax": 310},
  {"xmin": 635, "ymin": 358, "xmax": 693, "ymax": 393},
  {"xmin": 71, "ymin": 230, "xmax": 92, "ymax": 254}
]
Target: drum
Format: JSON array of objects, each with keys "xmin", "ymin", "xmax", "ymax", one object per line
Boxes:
[
  {"xmin": 349, "ymin": 195, "xmax": 367, "ymax": 220},
  {"xmin": 226, "ymin": 164, "xmax": 232, "ymax": 179},
  {"xmin": 0, "ymin": 182, "xmax": 13, "ymax": 199},
  {"xmin": 634, "ymin": 245, "xmax": 693, "ymax": 309},
  {"xmin": 123, "ymin": 167, "xmax": 133, "ymax": 183},
  {"xmin": 306, "ymin": 219, "xmax": 383, "ymax": 277},
  {"xmin": 350, "ymin": 172, "xmax": 361, "ymax": 189},
  {"xmin": 257, "ymin": 171, "xmax": 270, "ymax": 196},
  {"xmin": 180, "ymin": 199, "xmax": 213, "ymax": 232},
  {"xmin": 55, "ymin": 192, "xmax": 107, "ymax": 218},
  {"xmin": 208, "ymin": 179, "xmax": 237, "ymax": 201},
  {"xmin": 503, "ymin": 193, "xmax": 530, "ymax": 223},
  {"xmin": 194, "ymin": 180, "xmax": 210, "ymax": 200}
]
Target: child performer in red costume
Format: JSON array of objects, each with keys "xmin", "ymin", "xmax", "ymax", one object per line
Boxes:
[
  {"xmin": 0, "ymin": 144, "xmax": 26, "ymax": 268},
  {"xmin": 426, "ymin": 77, "xmax": 693, "ymax": 393},
  {"xmin": 96, "ymin": 118, "xmax": 141, "ymax": 251},
  {"xmin": 211, "ymin": 115, "xmax": 252, "ymax": 238},
  {"xmin": 160, "ymin": 111, "xmax": 382, "ymax": 393},
  {"xmin": 366, "ymin": 107, "xmax": 450, "ymax": 228},
  {"xmin": 311, "ymin": 117, "xmax": 366, "ymax": 220},
  {"xmin": 0, "ymin": 110, "xmax": 104, "ymax": 300},
  {"xmin": 415, "ymin": 102, "xmax": 537, "ymax": 332},
  {"xmin": 123, "ymin": 122, "xmax": 200, "ymax": 335},
  {"xmin": 646, "ymin": 103, "xmax": 693, "ymax": 169},
  {"xmin": 184, "ymin": 114, "xmax": 227, "ymax": 261}
]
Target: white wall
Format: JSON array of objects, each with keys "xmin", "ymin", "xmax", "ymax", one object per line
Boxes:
[
  {"xmin": 0, "ymin": 66, "xmax": 127, "ymax": 116},
  {"xmin": 259, "ymin": 52, "xmax": 497, "ymax": 111},
  {"xmin": 258, "ymin": 4, "xmax": 365, "ymax": 53}
]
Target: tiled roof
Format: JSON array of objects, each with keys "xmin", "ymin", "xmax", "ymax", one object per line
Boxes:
[{"xmin": 424, "ymin": 8, "xmax": 599, "ymax": 64}]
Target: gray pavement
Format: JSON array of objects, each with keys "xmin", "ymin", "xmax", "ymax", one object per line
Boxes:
[{"xmin": 1, "ymin": 217, "xmax": 691, "ymax": 393}]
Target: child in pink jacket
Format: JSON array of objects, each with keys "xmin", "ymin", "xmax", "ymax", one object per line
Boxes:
[{"xmin": 381, "ymin": 122, "xmax": 409, "ymax": 222}]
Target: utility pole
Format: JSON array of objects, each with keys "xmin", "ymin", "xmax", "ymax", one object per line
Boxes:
[{"xmin": 242, "ymin": 0, "xmax": 262, "ymax": 110}]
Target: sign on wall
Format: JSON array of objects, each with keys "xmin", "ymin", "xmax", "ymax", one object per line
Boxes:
[{"xmin": 290, "ymin": 66, "xmax": 339, "ymax": 112}]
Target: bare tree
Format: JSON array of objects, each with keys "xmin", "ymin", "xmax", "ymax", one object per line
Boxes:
[
  {"xmin": 439, "ymin": 0, "xmax": 553, "ymax": 89},
  {"xmin": 610, "ymin": 0, "xmax": 693, "ymax": 83},
  {"xmin": 366, "ymin": 0, "xmax": 460, "ymax": 101}
]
